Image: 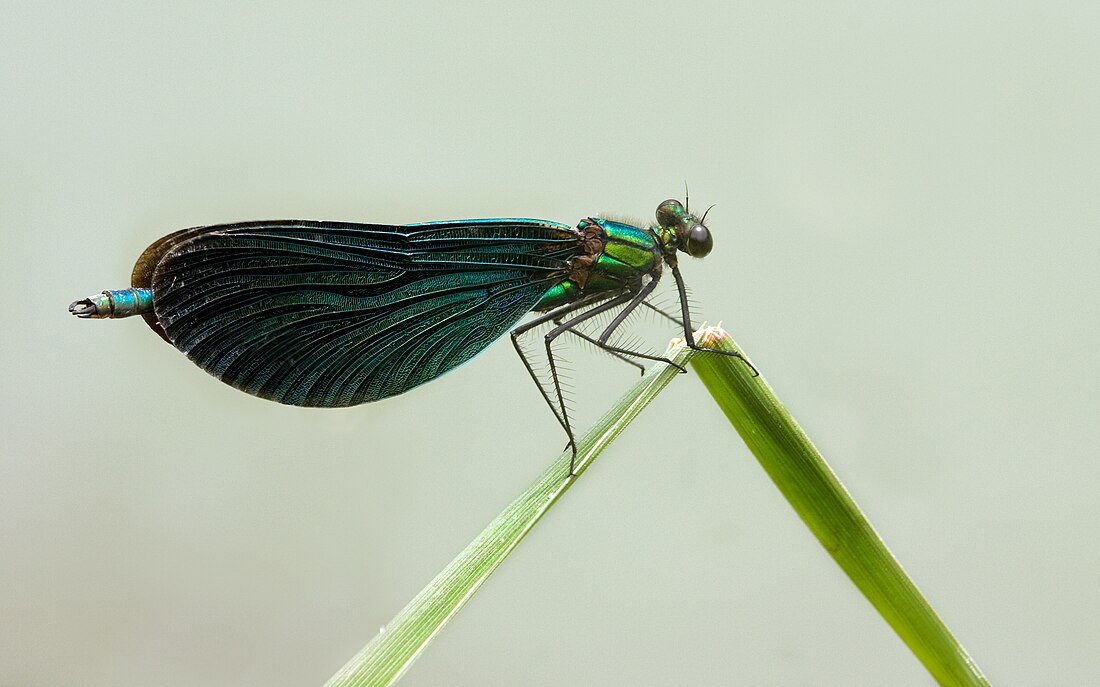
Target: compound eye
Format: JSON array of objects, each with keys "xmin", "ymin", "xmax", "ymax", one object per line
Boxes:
[
  {"xmin": 655, "ymin": 199, "xmax": 684, "ymax": 228},
  {"xmin": 684, "ymin": 223, "xmax": 713, "ymax": 257}
]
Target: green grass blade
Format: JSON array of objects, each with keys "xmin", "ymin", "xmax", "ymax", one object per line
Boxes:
[
  {"xmin": 690, "ymin": 326, "xmax": 989, "ymax": 686},
  {"xmin": 324, "ymin": 340, "xmax": 696, "ymax": 687}
]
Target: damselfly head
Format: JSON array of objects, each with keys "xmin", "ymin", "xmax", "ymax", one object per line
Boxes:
[
  {"xmin": 655, "ymin": 198, "xmax": 686, "ymax": 229},
  {"xmin": 655, "ymin": 198, "xmax": 713, "ymax": 258},
  {"xmin": 682, "ymin": 221, "xmax": 713, "ymax": 258}
]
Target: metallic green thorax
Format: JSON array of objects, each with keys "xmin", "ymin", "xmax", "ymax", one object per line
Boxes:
[{"xmin": 535, "ymin": 218, "xmax": 662, "ymax": 311}]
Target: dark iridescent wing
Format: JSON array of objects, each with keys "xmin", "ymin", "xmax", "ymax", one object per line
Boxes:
[{"xmin": 132, "ymin": 219, "xmax": 580, "ymax": 407}]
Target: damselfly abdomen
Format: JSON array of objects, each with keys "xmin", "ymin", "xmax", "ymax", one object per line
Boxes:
[{"xmin": 70, "ymin": 199, "xmax": 751, "ymax": 471}]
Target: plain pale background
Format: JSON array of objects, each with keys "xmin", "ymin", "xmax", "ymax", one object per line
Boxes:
[{"xmin": 2, "ymin": 2, "xmax": 1097, "ymax": 685}]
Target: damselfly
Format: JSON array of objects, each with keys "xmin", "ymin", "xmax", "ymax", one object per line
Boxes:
[{"xmin": 69, "ymin": 198, "xmax": 752, "ymax": 472}]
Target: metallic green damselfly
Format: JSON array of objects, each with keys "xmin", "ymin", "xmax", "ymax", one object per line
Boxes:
[{"xmin": 70, "ymin": 198, "xmax": 752, "ymax": 472}]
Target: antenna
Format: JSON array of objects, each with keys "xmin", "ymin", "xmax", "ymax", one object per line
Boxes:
[{"xmin": 700, "ymin": 204, "xmax": 716, "ymax": 224}]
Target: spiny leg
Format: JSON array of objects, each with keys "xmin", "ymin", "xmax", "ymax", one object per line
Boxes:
[
  {"xmin": 547, "ymin": 275, "xmax": 692, "ymax": 376},
  {"xmin": 512, "ymin": 278, "xmax": 708, "ymax": 474},
  {"xmin": 547, "ymin": 275, "xmax": 689, "ymax": 374},
  {"xmin": 511, "ymin": 292, "xmax": 625, "ymax": 434},
  {"xmin": 541, "ymin": 292, "xmax": 653, "ymax": 474},
  {"xmin": 597, "ymin": 272, "xmax": 661, "ymax": 347},
  {"xmin": 560, "ymin": 327, "xmax": 646, "ymax": 375},
  {"xmin": 554, "ymin": 298, "xmax": 677, "ymax": 375},
  {"xmin": 506, "ymin": 290, "xmax": 629, "ymax": 455},
  {"xmin": 670, "ymin": 264, "xmax": 759, "ymax": 376},
  {"xmin": 587, "ymin": 274, "xmax": 688, "ymax": 374},
  {"xmin": 563, "ymin": 318, "xmax": 690, "ymax": 375},
  {"xmin": 642, "ymin": 300, "xmax": 686, "ymax": 328}
]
